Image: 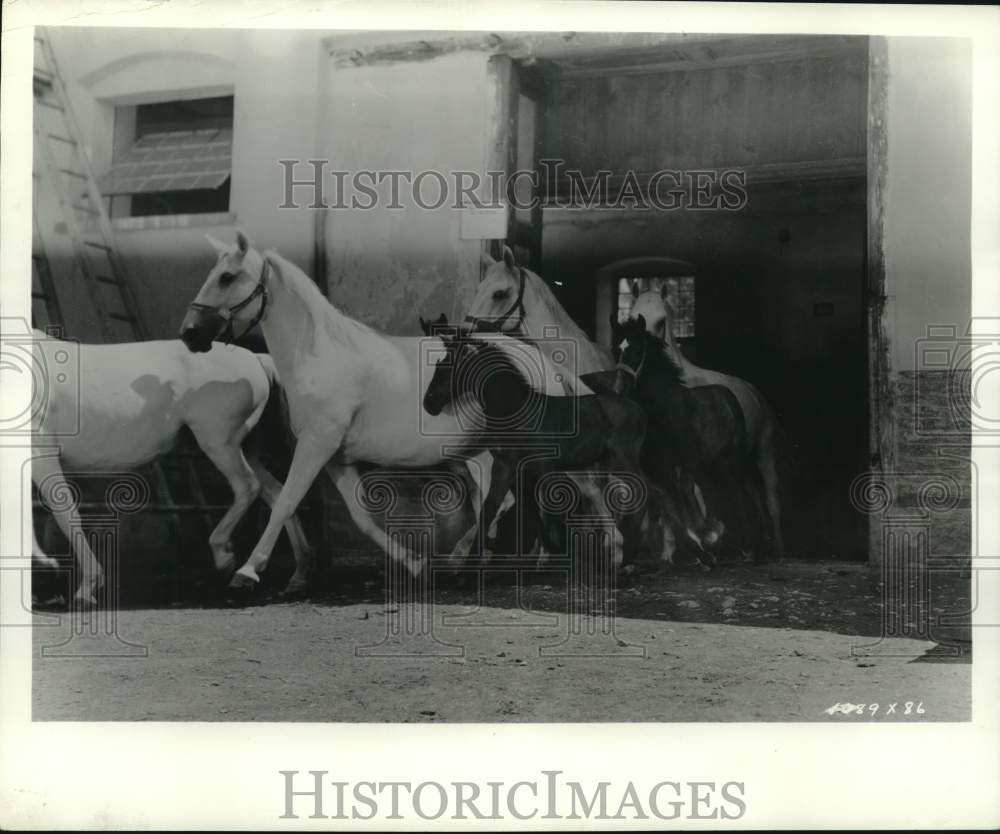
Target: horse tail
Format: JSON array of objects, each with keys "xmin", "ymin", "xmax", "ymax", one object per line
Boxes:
[{"xmin": 244, "ymin": 351, "xmax": 296, "ymax": 481}]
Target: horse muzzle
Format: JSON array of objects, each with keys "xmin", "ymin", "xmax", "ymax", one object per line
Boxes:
[
  {"xmin": 422, "ymin": 390, "xmax": 445, "ymax": 417},
  {"xmin": 178, "ymin": 310, "xmax": 222, "ymax": 353}
]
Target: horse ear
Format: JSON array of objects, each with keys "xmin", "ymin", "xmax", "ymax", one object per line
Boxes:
[
  {"xmin": 502, "ymin": 245, "xmax": 517, "ymax": 272},
  {"xmin": 482, "ymin": 251, "xmax": 498, "ymax": 268},
  {"xmin": 630, "ymin": 280, "xmax": 640, "ymax": 299},
  {"xmin": 436, "ymin": 313, "xmax": 448, "ymax": 325},
  {"xmin": 262, "ymin": 249, "xmax": 282, "ymax": 281},
  {"xmin": 236, "ymin": 229, "xmax": 251, "ymax": 255},
  {"xmin": 419, "ymin": 316, "xmax": 430, "ymax": 335},
  {"xmin": 205, "ymin": 233, "xmax": 229, "ymax": 255}
]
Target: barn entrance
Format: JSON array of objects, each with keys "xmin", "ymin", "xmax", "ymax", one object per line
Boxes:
[{"xmin": 493, "ymin": 35, "xmax": 872, "ymax": 560}]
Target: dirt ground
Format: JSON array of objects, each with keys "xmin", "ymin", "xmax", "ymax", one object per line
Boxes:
[{"xmin": 32, "ymin": 557, "xmax": 971, "ymax": 722}]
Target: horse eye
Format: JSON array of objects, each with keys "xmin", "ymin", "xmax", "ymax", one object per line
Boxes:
[
  {"xmin": 219, "ymin": 271, "xmax": 237, "ymax": 286},
  {"xmin": 492, "ymin": 289, "xmax": 508, "ymax": 301}
]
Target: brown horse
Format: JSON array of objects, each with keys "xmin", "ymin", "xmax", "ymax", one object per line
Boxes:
[
  {"xmin": 613, "ymin": 316, "xmax": 765, "ymax": 563},
  {"xmin": 629, "ymin": 284, "xmax": 785, "ymax": 560},
  {"xmin": 422, "ymin": 326, "xmax": 651, "ymax": 567}
]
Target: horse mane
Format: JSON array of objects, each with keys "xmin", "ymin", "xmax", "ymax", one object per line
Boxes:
[
  {"xmin": 625, "ymin": 321, "xmax": 684, "ymax": 385},
  {"xmin": 467, "ymin": 329, "xmax": 594, "ymax": 396},
  {"xmin": 462, "ymin": 338, "xmax": 532, "ymax": 394},
  {"xmin": 522, "ymin": 269, "xmax": 612, "ymax": 370},
  {"xmin": 263, "ymin": 249, "xmax": 379, "ymax": 350},
  {"xmin": 656, "ymin": 337, "xmax": 685, "ymax": 382},
  {"xmin": 648, "ymin": 331, "xmax": 685, "ymax": 384}
]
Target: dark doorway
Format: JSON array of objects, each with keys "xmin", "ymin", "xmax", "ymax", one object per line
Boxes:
[{"xmin": 526, "ymin": 35, "xmax": 872, "ymax": 560}]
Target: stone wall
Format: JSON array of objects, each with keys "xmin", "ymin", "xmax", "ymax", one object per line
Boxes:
[{"xmin": 878, "ymin": 370, "xmax": 972, "ymax": 562}]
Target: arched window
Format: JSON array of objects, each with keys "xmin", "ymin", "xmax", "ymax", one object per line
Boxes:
[
  {"xmin": 615, "ymin": 275, "xmax": 696, "ymax": 337},
  {"xmin": 596, "ymin": 257, "xmax": 697, "ymax": 346}
]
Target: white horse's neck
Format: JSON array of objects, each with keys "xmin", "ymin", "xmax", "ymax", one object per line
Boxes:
[
  {"xmin": 257, "ymin": 251, "xmax": 377, "ymax": 381},
  {"xmin": 522, "ymin": 273, "xmax": 613, "ymax": 373}
]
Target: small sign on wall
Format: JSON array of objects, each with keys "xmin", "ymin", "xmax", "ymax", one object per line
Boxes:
[{"xmin": 460, "ymin": 205, "xmax": 508, "ymax": 240}]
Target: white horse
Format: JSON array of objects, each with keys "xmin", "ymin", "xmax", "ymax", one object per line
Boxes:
[
  {"xmin": 30, "ymin": 331, "xmax": 311, "ymax": 607},
  {"xmin": 465, "ymin": 247, "xmax": 780, "ymax": 560},
  {"xmin": 465, "ymin": 247, "xmax": 614, "ymax": 377},
  {"xmin": 179, "ymin": 232, "xmax": 593, "ymax": 586},
  {"xmin": 629, "ymin": 284, "xmax": 785, "ymax": 559}
]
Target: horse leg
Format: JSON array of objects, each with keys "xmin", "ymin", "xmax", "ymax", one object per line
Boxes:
[
  {"xmin": 718, "ymin": 461, "xmax": 757, "ymax": 561},
  {"xmin": 31, "ymin": 455, "xmax": 102, "ymax": 608},
  {"xmin": 489, "ymin": 490, "xmax": 516, "ymax": 542},
  {"xmin": 642, "ymin": 481, "xmax": 678, "ymax": 566},
  {"xmin": 756, "ymin": 439, "xmax": 785, "ymax": 560},
  {"xmin": 195, "ymin": 438, "xmax": 261, "ymax": 578},
  {"xmin": 519, "ymin": 471, "xmax": 549, "ymax": 557},
  {"xmin": 453, "ymin": 453, "xmax": 505, "ymax": 561},
  {"xmin": 232, "ymin": 434, "xmax": 337, "ymax": 588},
  {"xmin": 450, "ymin": 454, "xmax": 488, "ymax": 559},
  {"xmin": 576, "ymin": 472, "xmax": 624, "ymax": 571},
  {"xmin": 743, "ymin": 466, "xmax": 772, "ymax": 564},
  {"xmin": 248, "ymin": 454, "xmax": 314, "ymax": 595},
  {"xmin": 31, "ymin": 518, "xmax": 60, "ymax": 570},
  {"xmin": 325, "ymin": 463, "xmax": 423, "ymax": 575},
  {"xmin": 676, "ymin": 470, "xmax": 724, "ymax": 557},
  {"xmin": 689, "ymin": 475, "xmax": 724, "ymax": 547},
  {"xmin": 480, "ymin": 456, "xmax": 515, "ymax": 559}
]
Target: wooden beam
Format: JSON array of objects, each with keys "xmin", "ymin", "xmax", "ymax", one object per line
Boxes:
[
  {"xmin": 865, "ymin": 35, "xmax": 893, "ymax": 566},
  {"xmin": 329, "ymin": 33, "xmax": 522, "ymax": 68},
  {"xmin": 553, "ymin": 38, "xmax": 867, "ymax": 79},
  {"xmin": 326, "ymin": 32, "xmax": 866, "ymax": 75},
  {"xmin": 481, "ymin": 54, "xmax": 516, "ymax": 272},
  {"xmin": 544, "ymin": 157, "xmax": 866, "ymax": 203}
]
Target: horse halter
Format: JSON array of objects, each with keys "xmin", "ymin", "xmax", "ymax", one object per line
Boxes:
[
  {"xmin": 465, "ymin": 265, "xmax": 527, "ymax": 335},
  {"xmin": 187, "ymin": 259, "xmax": 270, "ymax": 344},
  {"xmin": 615, "ymin": 330, "xmax": 648, "ymax": 390}
]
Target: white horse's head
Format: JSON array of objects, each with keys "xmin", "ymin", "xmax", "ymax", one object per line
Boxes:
[
  {"xmin": 628, "ymin": 281, "xmax": 676, "ymax": 345},
  {"xmin": 465, "ymin": 246, "xmax": 526, "ymax": 334},
  {"xmin": 466, "ymin": 246, "xmax": 614, "ymax": 375},
  {"xmin": 179, "ymin": 230, "xmax": 268, "ymax": 352}
]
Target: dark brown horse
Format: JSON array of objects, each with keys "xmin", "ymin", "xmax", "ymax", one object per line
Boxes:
[
  {"xmin": 613, "ymin": 315, "xmax": 769, "ymax": 562},
  {"xmin": 422, "ymin": 326, "xmax": 650, "ymax": 566}
]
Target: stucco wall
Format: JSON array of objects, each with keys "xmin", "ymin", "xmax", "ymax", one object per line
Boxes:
[
  {"xmin": 44, "ymin": 27, "xmax": 326, "ymax": 340},
  {"xmin": 884, "ymin": 37, "xmax": 972, "ymax": 373},
  {"xmin": 319, "ymin": 51, "xmax": 489, "ymax": 334}
]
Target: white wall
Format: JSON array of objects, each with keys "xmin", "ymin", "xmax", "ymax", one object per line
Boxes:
[
  {"xmin": 44, "ymin": 27, "xmax": 328, "ymax": 338},
  {"xmin": 320, "ymin": 51, "xmax": 489, "ymax": 333},
  {"xmin": 884, "ymin": 37, "xmax": 972, "ymax": 372}
]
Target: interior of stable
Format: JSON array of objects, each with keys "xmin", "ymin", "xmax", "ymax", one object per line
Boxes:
[{"xmin": 510, "ymin": 35, "xmax": 871, "ymax": 560}]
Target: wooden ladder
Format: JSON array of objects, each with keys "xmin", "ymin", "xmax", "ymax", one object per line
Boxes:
[{"xmin": 31, "ymin": 28, "xmax": 217, "ymax": 562}]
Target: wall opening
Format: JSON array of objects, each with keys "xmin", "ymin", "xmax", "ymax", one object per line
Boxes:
[{"xmin": 521, "ymin": 35, "xmax": 872, "ymax": 560}]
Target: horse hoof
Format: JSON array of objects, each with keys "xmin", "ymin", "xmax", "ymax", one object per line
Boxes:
[
  {"xmin": 72, "ymin": 593, "xmax": 99, "ymax": 611},
  {"xmin": 228, "ymin": 572, "xmax": 259, "ymax": 590},
  {"xmin": 403, "ymin": 555, "xmax": 427, "ymax": 577},
  {"xmin": 281, "ymin": 579, "xmax": 309, "ymax": 598}
]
